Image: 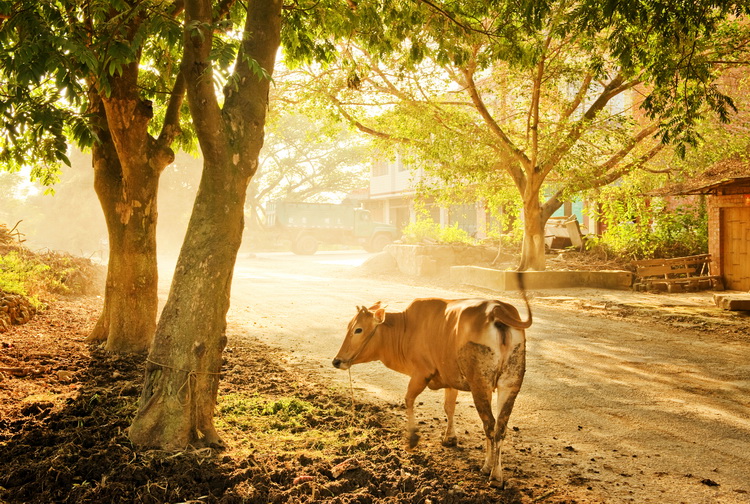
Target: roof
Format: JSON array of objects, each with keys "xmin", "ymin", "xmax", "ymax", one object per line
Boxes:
[{"xmin": 655, "ymin": 155, "xmax": 750, "ymax": 195}]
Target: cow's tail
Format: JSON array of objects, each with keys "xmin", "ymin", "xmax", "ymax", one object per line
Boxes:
[
  {"xmin": 491, "ymin": 271, "xmax": 533, "ymax": 329},
  {"xmin": 516, "ymin": 271, "xmax": 532, "ymax": 328}
]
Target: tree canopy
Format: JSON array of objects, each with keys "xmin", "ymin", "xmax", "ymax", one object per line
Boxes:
[
  {"xmin": 291, "ymin": 0, "xmax": 750, "ymax": 269},
  {"xmin": 246, "ymin": 110, "xmax": 370, "ymax": 229}
]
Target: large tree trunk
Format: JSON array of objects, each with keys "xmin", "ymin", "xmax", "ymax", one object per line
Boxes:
[
  {"xmin": 85, "ymin": 90, "xmax": 167, "ymax": 353},
  {"xmin": 518, "ymin": 189, "xmax": 547, "ymax": 271},
  {"xmin": 129, "ymin": 0, "xmax": 282, "ymax": 449},
  {"xmin": 128, "ymin": 157, "xmax": 246, "ymax": 448}
]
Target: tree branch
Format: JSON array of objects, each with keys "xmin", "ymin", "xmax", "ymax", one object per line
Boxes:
[
  {"xmin": 330, "ymin": 95, "xmax": 415, "ymax": 144},
  {"xmin": 596, "ymin": 124, "xmax": 660, "ymax": 174},
  {"xmin": 527, "ymin": 34, "xmax": 551, "ymax": 172},
  {"xmin": 540, "ymin": 72, "xmax": 626, "ymax": 178},
  {"xmin": 415, "ymin": 0, "xmax": 495, "ymax": 37},
  {"xmin": 588, "ymin": 142, "xmax": 664, "ymax": 190},
  {"xmin": 560, "ymin": 71, "xmax": 594, "ymax": 124},
  {"xmin": 541, "ymin": 124, "xmax": 662, "ymax": 222},
  {"xmin": 157, "ymin": 70, "xmax": 186, "ymax": 147},
  {"xmin": 182, "ymin": 0, "xmax": 226, "ymax": 159},
  {"xmin": 462, "ymin": 65, "xmax": 531, "ymax": 171}
]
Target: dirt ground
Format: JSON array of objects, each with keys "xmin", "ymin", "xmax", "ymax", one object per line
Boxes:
[
  {"xmin": 1, "ymin": 252, "xmax": 749, "ymax": 504},
  {"xmin": 0, "ymin": 296, "xmax": 533, "ymax": 504}
]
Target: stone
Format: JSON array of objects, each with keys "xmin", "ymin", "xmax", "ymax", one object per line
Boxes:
[{"xmin": 713, "ymin": 294, "xmax": 750, "ymax": 311}]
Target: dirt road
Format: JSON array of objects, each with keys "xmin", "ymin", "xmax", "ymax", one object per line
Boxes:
[{"xmin": 225, "ymin": 251, "xmax": 750, "ymax": 504}]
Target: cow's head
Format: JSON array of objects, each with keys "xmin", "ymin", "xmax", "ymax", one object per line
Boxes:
[{"xmin": 332, "ymin": 302, "xmax": 386, "ymax": 370}]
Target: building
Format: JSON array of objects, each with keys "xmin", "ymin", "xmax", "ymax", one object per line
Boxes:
[
  {"xmin": 363, "ymin": 152, "xmax": 488, "ymax": 236},
  {"xmin": 666, "ymin": 160, "xmax": 750, "ymax": 291}
]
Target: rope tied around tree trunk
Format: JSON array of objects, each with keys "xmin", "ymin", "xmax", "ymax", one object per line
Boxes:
[
  {"xmin": 146, "ymin": 358, "xmax": 223, "ymax": 406},
  {"xmin": 146, "ymin": 358, "xmax": 223, "ymax": 376}
]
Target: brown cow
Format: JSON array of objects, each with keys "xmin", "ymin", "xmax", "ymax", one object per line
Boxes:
[{"xmin": 333, "ymin": 294, "xmax": 531, "ymax": 486}]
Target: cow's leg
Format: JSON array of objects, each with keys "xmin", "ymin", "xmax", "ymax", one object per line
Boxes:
[
  {"xmin": 441, "ymin": 387, "xmax": 459, "ymax": 447},
  {"xmin": 489, "ymin": 335, "xmax": 526, "ymax": 487},
  {"xmin": 469, "ymin": 385, "xmax": 495, "ymax": 476},
  {"xmin": 458, "ymin": 343, "xmax": 498, "ymax": 476},
  {"xmin": 405, "ymin": 376, "xmax": 428, "ymax": 448}
]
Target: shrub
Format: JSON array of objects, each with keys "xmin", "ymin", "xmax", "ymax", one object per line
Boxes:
[
  {"xmin": 0, "ymin": 249, "xmax": 100, "ymax": 308},
  {"xmin": 591, "ymin": 196, "xmax": 708, "ymax": 260},
  {"xmin": 401, "ymin": 218, "xmax": 475, "ymax": 245}
]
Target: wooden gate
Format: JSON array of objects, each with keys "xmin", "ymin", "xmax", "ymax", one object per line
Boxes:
[{"xmin": 721, "ymin": 207, "xmax": 750, "ymax": 290}]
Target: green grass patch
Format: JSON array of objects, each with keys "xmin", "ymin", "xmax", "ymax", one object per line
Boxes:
[
  {"xmin": 216, "ymin": 392, "xmax": 387, "ymax": 461},
  {"xmin": 219, "ymin": 394, "xmax": 313, "ymax": 431},
  {"xmin": 0, "ymin": 251, "xmax": 54, "ymax": 307}
]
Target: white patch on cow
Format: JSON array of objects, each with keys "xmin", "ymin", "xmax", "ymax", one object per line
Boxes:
[{"xmin": 445, "ymin": 298, "xmax": 486, "ymax": 313}]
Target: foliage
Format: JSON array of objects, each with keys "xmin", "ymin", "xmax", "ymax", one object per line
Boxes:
[
  {"xmin": 296, "ymin": 0, "xmax": 750, "ymax": 270},
  {"xmin": 0, "ymin": 249, "xmax": 88, "ymax": 307},
  {"xmin": 0, "ymin": 0, "xmax": 191, "ymax": 182},
  {"xmin": 589, "ymin": 189, "xmax": 708, "ymax": 260},
  {"xmin": 570, "ymin": 0, "xmax": 750, "ymax": 155},
  {"xmin": 401, "ymin": 219, "xmax": 475, "ymax": 245},
  {"xmin": 0, "ymin": 251, "xmax": 50, "ymax": 303}
]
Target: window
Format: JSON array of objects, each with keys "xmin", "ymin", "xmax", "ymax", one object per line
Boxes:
[{"xmin": 372, "ymin": 159, "xmax": 388, "ymax": 177}]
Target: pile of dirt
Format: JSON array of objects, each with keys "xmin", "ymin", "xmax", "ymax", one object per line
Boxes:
[{"xmin": 0, "ymin": 298, "xmax": 540, "ymax": 504}]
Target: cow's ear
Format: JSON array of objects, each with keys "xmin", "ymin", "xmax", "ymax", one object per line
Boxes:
[
  {"xmin": 373, "ymin": 307, "xmax": 386, "ymax": 324},
  {"xmin": 368, "ymin": 301, "xmax": 382, "ymax": 311}
]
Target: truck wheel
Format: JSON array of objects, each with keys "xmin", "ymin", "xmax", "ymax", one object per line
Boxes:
[
  {"xmin": 293, "ymin": 234, "xmax": 318, "ymax": 255},
  {"xmin": 368, "ymin": 233, "xmax": 393, "ymax": 253}
]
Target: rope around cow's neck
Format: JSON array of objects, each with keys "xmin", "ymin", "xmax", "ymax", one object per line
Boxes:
[
  {"xmin": 348, "ymin": 368, "xmax": 355, "ymax": 419},
  {"xmin": 347, "ymin": 323, "xmax": 382, "ymax": 421}
]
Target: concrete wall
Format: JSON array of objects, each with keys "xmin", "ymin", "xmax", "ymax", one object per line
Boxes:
[
  {"xmin": 386, "ymin": 244, "xmax": 633, "ymax": 290},
  {"xmin": 386, "ymin": 244, "xmax": 496, "ymax": 276},
  {"xmin": 450, "ymin": 266, "xmax": 634, "ymax": 291}
]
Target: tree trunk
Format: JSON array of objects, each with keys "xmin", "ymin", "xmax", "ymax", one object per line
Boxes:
[
  {"xmin": 129, "ymin": 0, "xmax": 282, "ymax": 448},
  {"xmin": 518, "ymin": 189, "xmax": 547, "ymax": 271},
  {"xmin": 86, "ymin": 99, "xmax": 161, "ymax": 354},
  {"xmin": 128, "ymin": 158, "xmax": 246, "ymax": 448}
]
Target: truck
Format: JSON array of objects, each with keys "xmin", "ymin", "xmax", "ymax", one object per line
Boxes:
[{"xmin": 266, "ymin": 201, "xmax": 400, "ymax": 255}]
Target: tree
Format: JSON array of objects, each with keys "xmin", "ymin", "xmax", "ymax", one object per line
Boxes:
[
  {"xmin": 246, "ymin": 111, "xmax": 370, "ymax": 230},
  {"xmin": 127, "ymin": 0, "xmax": 447, "ymax": 449},
  {"xmin": 299, "ymin": 1, "xmax": 750, "ymax": 270},
  {"xmin": 1, "ymin": 1, "xmax": 189, "ymax": 352},
  {"xmin": 128, "ymin": 0, "xmax": 284, "ymax": 448},
  {"xmin": 587, "ymin": 68, "xmax": 750, "ymax": 259}
]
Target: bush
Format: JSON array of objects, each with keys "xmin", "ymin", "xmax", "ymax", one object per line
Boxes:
[
  {"xmin": 401, "ymin": 218, "xmax": 475, "ymax": 245},
  {"xmin": 591, "ymin": 197, "xmax": 708, "ymax": 260},
  {"xmin": 0, "ymin": 248, "xmax": 102, "ymax": 308},
  {"xmin": 0, "ymin": 251, "xmax": 53, "ymax": 307}
]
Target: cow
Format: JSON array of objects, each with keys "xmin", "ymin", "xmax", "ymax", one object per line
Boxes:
[{"xmin": 332, "ymin": 291, "xmax": 531, "ymax": 487}]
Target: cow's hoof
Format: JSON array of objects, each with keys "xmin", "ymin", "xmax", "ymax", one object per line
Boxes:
[
  {"xmin": 480, "ymin": 464, "xmax": 491, "ymax": 475},
  {"xmin": 488, "ymin": 477, "xmax": 505, "ymax": 489},
  {"xmin": 441, "ymin": 436, "xmax": 458, "ymax": 447},
  {"xmin": 408, "ymin": 431, "xmax": 420, "ymax": 449}
]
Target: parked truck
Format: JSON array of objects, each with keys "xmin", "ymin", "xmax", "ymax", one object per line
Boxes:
[{"xmin": 266, "ymin": 201, "xmax": 399, "ymax": 255}]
